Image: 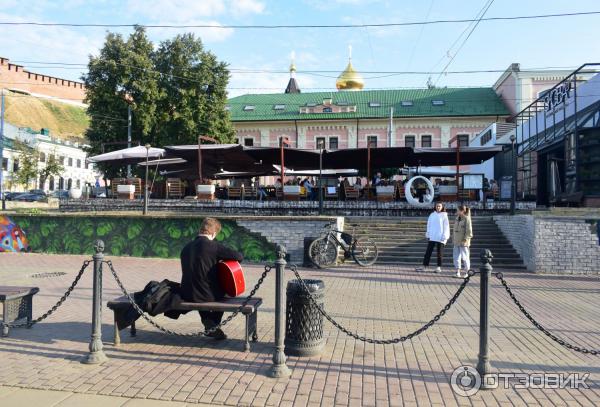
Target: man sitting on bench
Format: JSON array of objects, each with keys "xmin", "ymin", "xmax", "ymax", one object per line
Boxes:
[{"xmin": 180, "ymin": 218, "xmax": 244, "ymax": 340}]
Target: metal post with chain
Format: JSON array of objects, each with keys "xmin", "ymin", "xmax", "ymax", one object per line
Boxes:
[
  {"xmin": 496, "ymin": 272, "xmax": 600, "ymax": 356},
  {"xmin": 268, "ymin": 245, "xmax": 291, "ymax": 378},
  {"xmin": 104, "ymin": 260, "xmax": 271, "ymax": 337},
  {"xmin": 289, "ymin": 264, "xmax": 472, "ymax": 344},
  {"xmin": 477, "ymin": 249, "xmax": 493, "ymax": 389},
  {"xmin": 82, "ymin": 240, "xmax": 108, "ymax": 365}
]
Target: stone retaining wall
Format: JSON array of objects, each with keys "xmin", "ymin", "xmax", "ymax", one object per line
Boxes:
[
  {"xmin": 237, "ymin": 217, "xmax": 343, "ymax": 264},
  {"xmin": 494, "ymin": 215, "xmax": 600, "ymax": 274},
  {"xmin": 59, "ymin": 198, "xmax": 536, "ymax": 217}
]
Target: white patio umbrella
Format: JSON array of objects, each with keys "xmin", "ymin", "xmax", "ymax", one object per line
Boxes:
[{"xmin": 87, "ymin": 145, "xmax": 165, "ymax": 165}]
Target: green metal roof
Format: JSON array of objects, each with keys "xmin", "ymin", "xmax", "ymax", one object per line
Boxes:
[{"xmin": 228, "ymin": 88, "xmax": 509, "ymax": 122}]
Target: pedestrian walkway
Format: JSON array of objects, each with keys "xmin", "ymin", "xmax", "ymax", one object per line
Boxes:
[
  {"xmin": 0, "ymin": 385, "xmax": 213, "ymax": 406},
  {"xmin": 0, "ymin": 253, "xmax": 599, "ymax": 406}
]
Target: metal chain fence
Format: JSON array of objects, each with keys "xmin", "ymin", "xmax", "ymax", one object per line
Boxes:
[
  {"xmin": 104, "ymin": 260, "xmax": 271, "ymax": 337},
  {"xmin": 0, "ymin": 260, "xmax": 91, "ymax": 330},
  {"xmin": 496, "ymin": 272, "xmax": 599, "ymax": 356},
  {"xmin": 289, "ymin": 264, "xmax": 473, "ymax": 344}
]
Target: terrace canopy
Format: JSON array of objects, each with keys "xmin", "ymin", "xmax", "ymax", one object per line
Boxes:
[
  {"xmin": 132, "ymin": 144, "xmax": 502, "ymax": 177},
  {"xmin": 87, "ymin": 145, "xmax": 165, "ymax": 165}
]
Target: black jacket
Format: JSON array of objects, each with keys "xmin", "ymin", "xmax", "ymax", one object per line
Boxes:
[{"xmin": 180, "ymin": 235, "xmax": 244, "ymax": 302}]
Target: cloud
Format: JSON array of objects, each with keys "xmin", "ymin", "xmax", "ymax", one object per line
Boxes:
[{"xmin": 127, "ymin": 0, "xmax": 265, "ymax": 22}]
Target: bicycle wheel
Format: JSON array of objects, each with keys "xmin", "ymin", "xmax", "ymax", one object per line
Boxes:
[
  {"xmin": 351, "ymin": 237, "xmax": 378, "ymax": 266},
  {"xmin": 309, "ymin": 236, "xmax": 338, "ymax": 268}
]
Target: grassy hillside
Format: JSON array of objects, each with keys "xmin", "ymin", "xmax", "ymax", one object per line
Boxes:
[{"xmin": 4, "ymin": 91, "xmax": 89, "ymax": 139}]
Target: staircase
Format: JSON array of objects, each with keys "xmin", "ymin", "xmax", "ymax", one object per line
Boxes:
[{"xmin": 345, "ymin": 217, "xmax": 526, "ymax": 270}]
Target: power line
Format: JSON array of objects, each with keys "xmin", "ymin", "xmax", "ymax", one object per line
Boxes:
[
  {"xmin": 0, "ymin": 11, "xmax": 598, "ymax": 29},
  {"xmin": 8, "ymin": 59, "xmax": 580, "ymax": 75},
  {"xmin": 434, "ymin": 0, "xmax": 495, "ymax": 86}
]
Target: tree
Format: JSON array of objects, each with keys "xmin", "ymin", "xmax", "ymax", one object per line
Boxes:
[
  {"xmin": 38, "ymin": 153, "xmax": 64, "ymax": 189},
  {"xmin": 13, "ymin": 140, "xmax": 39, "ymax": 190},
  {"xmin": 83, "ymin": 28, "xmax": 235, "ymax": 178}
]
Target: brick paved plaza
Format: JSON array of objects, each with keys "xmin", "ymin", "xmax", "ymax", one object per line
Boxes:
[{"xmin": 1, "ymin": 252, "xmax": 599, "ymax": 406}]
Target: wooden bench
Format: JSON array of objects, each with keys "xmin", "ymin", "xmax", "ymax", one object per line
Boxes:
[
  {"xmin": 0, "ymin": 286, "xmax": 39, "ymax": 337},
  {"xmin": 344, "ymin": 185, "xmax": 359, "ymax": 200},
  {"xmin": 107, "ymin": 296, "xmax": 263, "ymax": 352}
]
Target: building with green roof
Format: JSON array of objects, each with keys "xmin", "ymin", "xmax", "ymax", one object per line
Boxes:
[{"xmin": 227, "ymin": 60, "xmax": 510, "ymax": 151}]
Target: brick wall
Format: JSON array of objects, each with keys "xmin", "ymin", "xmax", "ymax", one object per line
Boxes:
[
  {"xmin": 0, "ymin": 57, "xmax": 86, "ymax": 102},
  {"xmin": 495, "ymin": 215, "xmax": 600, "ymax": 274},
  {"xmin": 237, "ymin": 217, "xmax": 343, "ymax": 263}
]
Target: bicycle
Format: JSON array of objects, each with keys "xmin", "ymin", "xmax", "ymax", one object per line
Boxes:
[{"xmin": 308, "ymin": 223, "xmax": 378, "ymax": 267}]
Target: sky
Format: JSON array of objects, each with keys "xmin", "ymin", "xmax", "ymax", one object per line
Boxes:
[{"xmin": 1, "ymin": 0, "xmax": 599, "ymax": 97}]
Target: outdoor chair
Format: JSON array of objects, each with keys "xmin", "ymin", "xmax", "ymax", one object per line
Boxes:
[
  {"xmin": 243, "ymin": 186, "xmax": 257, "ymax": 200},
  {"xmin": 166, "ymin": 178, "xmax": 184, "ymax": 199},
  {"xmin": 344, "ymin": 185, "xmax": 359, "ymax": 200},
  {"xmin": 228, "ymin": 187, "xmax": 242, "ymax": 200},
  {"xmin": 128, "ymin": 178, "xmax": 142, "ymax": 198},
  {"xmin": 395, "ymin": 183, "xmax": 406, "ymax": 201},
  {"xmin": 110, "ymin": 178, "xmax": 127, "ymax": 198},
  {"xmin": 275, "ymin": 188, "xmax": 283, "ymax": 200},
  {"xmin": 325, "ymin": 186, "xmax": 338, "ymax": 200}
]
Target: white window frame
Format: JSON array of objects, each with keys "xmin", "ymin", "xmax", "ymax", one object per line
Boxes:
[
  {"xmin": 403, "ymin": 134, "xmax": 416, "ymax": 148},
  {"xmin": 420, "ymin": 134, "xmax": 433, "ymax": 148}
]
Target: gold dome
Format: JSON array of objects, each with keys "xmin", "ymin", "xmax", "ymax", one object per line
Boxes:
[{"xmin": 336, "ymin": 60, "xmax": 364, "ymax": 91}]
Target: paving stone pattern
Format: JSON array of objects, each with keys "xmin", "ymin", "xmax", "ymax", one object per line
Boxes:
[{"xmin": 0, "ymin": 253, "xmax": 600, "ymax": 406}]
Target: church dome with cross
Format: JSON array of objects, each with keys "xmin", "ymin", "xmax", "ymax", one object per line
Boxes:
[{"xmin": 336, "ymin": 46, "xmax": 364, "ymax": 91}]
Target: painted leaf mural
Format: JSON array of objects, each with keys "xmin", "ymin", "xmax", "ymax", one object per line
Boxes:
[{"xmin": 7, "ymin": 215, "xmax": 276, "ymax": 262}]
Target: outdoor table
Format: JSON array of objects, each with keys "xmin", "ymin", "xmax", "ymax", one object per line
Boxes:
[{"xmin": 0, "ymin": 286, "xmax": 39, "ymax": 337}]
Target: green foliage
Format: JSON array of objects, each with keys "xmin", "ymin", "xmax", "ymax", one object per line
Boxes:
[
  {"xmin": 38, "ymin": 152, "xmax": 65, "ymax": 189},
  {"xmin": 13, "ymin": 139, "xmax": 39, "ymax": 189},
  {"xmin": 83, "ymin": 27, "xmax": 235, "ymax": 179},
  {"xmin": 10, "ymin": 215, "xmax": 276, "ymax": 262}
]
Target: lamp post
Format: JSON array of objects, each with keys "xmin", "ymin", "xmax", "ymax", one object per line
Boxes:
[
  {"xmin": 1, "ymin": 89, "xmax": 5, "ymax": 210},
  {"xmin": 143, "ymin": 144, "xmax": 150, "ymax": 215},
  {"xmin": 318, "ymin": 146, "xmax": 323, "ymax": 215},
  {"xmin": 279, "ymin": 137, "xmax": 290, "ymax": 200},
  {"xmin": 122, "ymin": 93, "xmax": 134, "ymax": 178},
  {"xmin": 510, "ymin": 134, "xmax": 517, "ymax": 215}
]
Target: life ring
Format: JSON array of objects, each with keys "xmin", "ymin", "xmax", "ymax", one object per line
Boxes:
[{"xmin": 405, "ymin": 176, "xmax": 435, "ymax": 207}]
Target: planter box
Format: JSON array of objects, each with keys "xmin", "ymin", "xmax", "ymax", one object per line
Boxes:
[
  {"xmin": 69, "ymin": 188, "xmax": 83, "ymax": 199},
  {"xmin": 196, "ymin": 184, "xmax": 216, "ymax": 200},
  {"xmin": 117, "ymin": 185, "xmax": 135, "ymax": 200},
  {"xmin": 283, "ymin": 185, "xmax": 301, "ymax": 201}
]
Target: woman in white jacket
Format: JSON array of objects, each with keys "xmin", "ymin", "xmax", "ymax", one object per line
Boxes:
[{"xmin": 417, "ymin": 202, "xmax": 450, "ymax": 273}]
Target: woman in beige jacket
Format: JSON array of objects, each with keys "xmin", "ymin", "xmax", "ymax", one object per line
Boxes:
[{"xmin": 453, "ymin": 205, "xmax": 473, "ymax": 278}]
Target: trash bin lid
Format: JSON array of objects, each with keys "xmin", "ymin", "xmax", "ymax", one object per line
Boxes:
[{"xmin": 287, "ymin": 279, "xmax": 324, "ymax": 294}]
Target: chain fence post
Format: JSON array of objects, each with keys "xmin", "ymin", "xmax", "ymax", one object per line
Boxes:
[
  {"xmin": 268, "ymin": 245, "xmax": 291, "ymax": 378},
  {"xmin": 82, "ymin": 240, "xmax": 108, "ymax": 365},
  {"xmin": 476, "ymin": 249, "xmax": 493, "ymax": 388}
]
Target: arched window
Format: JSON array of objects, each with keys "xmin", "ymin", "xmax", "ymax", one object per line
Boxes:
[
  {"xmin": 76, "ymin": 180, "xmax": 81, "ymax": 188},
  {"xmin": 49, "ymin": 176, "xmax": 55, "ymax": 191},
  {"xmin": 67, "ymin": 179, "xmax": 72, "ymax": 190},
  {"xmin": 39, "ymin": 152, "xmax": 46, "ymax": 162},
  {"xmin": 59, "ymin": 177, "xmax": 64, "ymax": 190}
]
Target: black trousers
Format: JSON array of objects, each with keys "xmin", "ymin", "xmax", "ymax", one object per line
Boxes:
[
  {"xmin": 423, "ymin": 240, "xmax": 444, "ymax": 267},
  {"xmin": 199, "ymin": 311, "xmax": 224, "ymax": 329}
]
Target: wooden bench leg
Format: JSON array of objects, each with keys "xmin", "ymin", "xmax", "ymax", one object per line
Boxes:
[
  {"xmin": 113, "ymin": 312, "xmax": 121, "ymax": 346},
  {"xmin": 244, "ymin": 313, "xmax": 250, "ymax": 352}
]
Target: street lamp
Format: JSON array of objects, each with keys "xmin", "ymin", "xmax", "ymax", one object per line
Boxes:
[
  {"xmin": 510, "ymin": 134, "xmax": 517, "ymax": 215},
  {"xmin": 318, "ymin": 141, "xmax": 324, "ymax": 214},
  {"xmin": 143, "ymin": 144, "xmax": 150, "ymax": 215},
  {"xmin": 280, "ymin": 137, "xmax": 291, "ymax": 200}
]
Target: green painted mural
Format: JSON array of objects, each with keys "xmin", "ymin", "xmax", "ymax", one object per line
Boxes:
[{"xmin": 9, "ymin": 215, "xmax": 276, "ymax": 262}]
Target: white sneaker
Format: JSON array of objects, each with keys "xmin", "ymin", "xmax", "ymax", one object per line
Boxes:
[
  {"xmin": 416, "ymin": 266, "xmax": 426, "ymax": 272},
  {"xmin": 434, "ymin": 266, "xmax": 442, "ymax": 273},
  {"xmin": 455, "ymin": 270, "xmax": 462, "ymax": 278}
]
